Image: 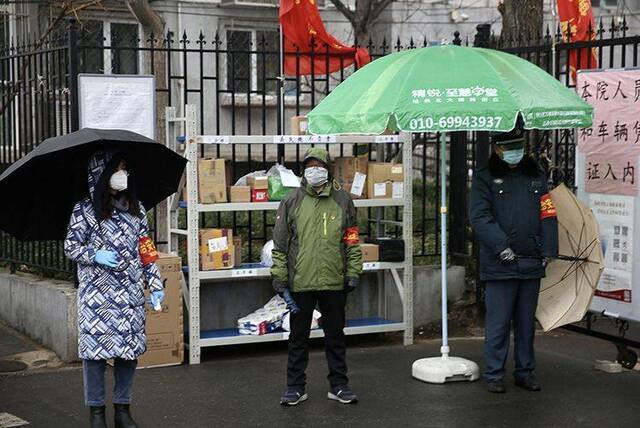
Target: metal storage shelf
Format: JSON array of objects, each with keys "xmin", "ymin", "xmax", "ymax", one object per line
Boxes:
[
  {"xmin": 200, "ymin": 318, "xmax": 405, "ymax": 347},
  {"xmin": 167, "ymin": 105, "xmax": 414, "ymax": 364},
  {"xmin": 188, "ymin": 261, "xmax": 407, "ymax": 281}
]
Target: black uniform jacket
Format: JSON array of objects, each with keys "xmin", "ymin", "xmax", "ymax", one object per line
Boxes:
[{"xmin": 469, "ymin": 153, "xmax": 559, "ymax": 281}]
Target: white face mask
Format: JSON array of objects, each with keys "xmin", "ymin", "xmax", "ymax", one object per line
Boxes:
[
  {"xmin": 109, "ymin": 170, "xmax": 129, "ymax": 191},
  {"xmin": 304, "ymin": 166, "xmax": 328, "ymax": 187}
]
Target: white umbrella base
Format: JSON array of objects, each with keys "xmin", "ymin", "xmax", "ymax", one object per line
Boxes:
[{"xmin": 412, "ymin": 356, "xmax": 480, "ymax": 384}]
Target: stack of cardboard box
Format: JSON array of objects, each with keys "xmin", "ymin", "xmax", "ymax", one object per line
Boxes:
[
  {"xmin": 367, "ymin": 163, "xmax": 404, "ymax": 199},
  {"xmin": 248, "ymin": 176, "xmax": 269, "ymax": 202},
  {"xmin": 139, "ymin": 254, "xmax": 184, "ymax": 368}
]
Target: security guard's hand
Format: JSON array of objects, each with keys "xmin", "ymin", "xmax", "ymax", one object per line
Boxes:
[
  {"xmin": 344, "ymin": 276, "xmax": 359, "ymax": 294},
  {"xmin": 499, "ymin": 247, "xmax": 516, "ymax": 263},
  {"xmin": 541, "ymin": 257, "xmax": 550, "ymax": 268}
]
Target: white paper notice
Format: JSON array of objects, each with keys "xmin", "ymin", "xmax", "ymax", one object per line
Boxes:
[
  {"xmin": 79, "ymin": 75, "xmax": 155, "ymax": 139},
  {"xmin": 351, "ymin": 172, "xmax": 366, "ymax": 197},
  {"xmin": 208, "ymin": 237, "xmax": 229, "ymax": 253},
  {"xmin": 279, "ymin": 167, "xmax": 301, "ymax": 188},
  {"xmin": 392, "ymin": 182, "xmax": 404, "ymax": 198},
  {"xmin": 589, "ymin": 193, "xmax": 634, "ymax": 299},
  {"xmin": 374, "ymin": 182, "xmax": 387, "ymax": 197}
]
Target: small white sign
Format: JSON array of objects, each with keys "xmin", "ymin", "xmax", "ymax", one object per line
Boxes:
[
  {"xmin": 201, "ymin": 136, "xmax": 229, "ymax": 145},
  {"xmin": 351, "ymin": 172, "xmax": 366, "ymax": 197},
  {"xmin": 392, "ymin": 166, "xmax": 403, "ymax": 174},
  {"xmin": 208, "ymin": 237, "xmax": 228, "ymax": 253},
  {"xmin": 273, "ymin": 135, "xmax": 337, "ymax": 144},
  {"xmin": 232, "ymin": 268, "xmax": 258, "ymax": 277},
  {"xmin": 392, "ymin": 182, "xmax": 404, "ymax": 199},
  {"xmin": 375, "ymin": 135, "xmax": 399, "ymax": 143},
  {"xmin": 374, "ymin": 182, "xmax": 387, "ymax": 197},
  {"xmin": 363, "ymin": 262, "xmax": 381, "ymax": 270}
]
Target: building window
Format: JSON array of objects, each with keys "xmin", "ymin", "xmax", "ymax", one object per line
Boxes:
[
  {"xmin": 226, "ymin": 29, "xmax": 279, "ymax": 94},
  {"xmin": 110, "ymin": 23, "xmax": 139, "ymax": 74},
  {"xmin": 79, "ymin": 20, "xmax": 140, "ymax": 74}
]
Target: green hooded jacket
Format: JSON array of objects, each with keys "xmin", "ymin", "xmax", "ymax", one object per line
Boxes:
[{"xmin": 271, "ymin": 148, "xmax": 363, "ymax": 292}]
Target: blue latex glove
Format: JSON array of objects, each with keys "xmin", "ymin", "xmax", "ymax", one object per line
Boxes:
[
  {"xmin": 95, "ymin": 250, "xmax": 118, "ymax": 268},
  {"xmin": 282, "ymin": 289, "xmax": 300, "ymax": 314},
  {"xmin": 150, "ymin": 290, "xmax": 165, "ymax": 311}
]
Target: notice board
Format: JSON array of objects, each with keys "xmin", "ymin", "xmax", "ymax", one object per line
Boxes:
[
  {"xmin": 78, "ymin": 74, "xmax": 155, "ymax": 139},
  {"xmin": 575, "ymin": 68, "xmax": 640, "ymax": 322}
]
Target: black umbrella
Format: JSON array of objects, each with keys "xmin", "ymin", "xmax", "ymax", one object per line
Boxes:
[{"xmin": 0, "ymin": 128, "xmax": 187, "ymax": 241}]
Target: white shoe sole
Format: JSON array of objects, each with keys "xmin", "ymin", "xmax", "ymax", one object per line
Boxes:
[
  {"xmin": 327, "ymin": 392, "xmax": 358, "ymax": 404},
  {"xmin": 281, "ymin": 393, "xmax": 308, "ymax": 406}
]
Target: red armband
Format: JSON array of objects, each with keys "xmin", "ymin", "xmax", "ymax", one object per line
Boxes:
[
  {"xmin": 139, "ymin": 236, "xmax": 159, "ymax": 265},
  {"xmin": 343, "ymin": 226, "xmax": 360, "ymax": 245},
  {"xmin": 540, "ymin": 193, "xmax": 557, "ymax": 220}
]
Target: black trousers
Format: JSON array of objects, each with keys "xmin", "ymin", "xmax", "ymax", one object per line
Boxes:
[
  {"xmin": 287, "ymin": 290, "xmax": 348, "ymax": 389},
  {"xmin": 484, "ymin": 279, "xmax": 541, "ymax": 381}
]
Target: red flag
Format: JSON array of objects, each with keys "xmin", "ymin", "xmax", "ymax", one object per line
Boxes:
[
  {"xmin": 556, "ymin": 0, "xmax": 598, "ymax": 82},
  {"xmin": 279, "ymin": 0, "xmax": 370, "ymax": 76}
]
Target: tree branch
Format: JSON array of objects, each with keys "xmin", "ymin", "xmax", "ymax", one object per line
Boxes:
[
  {"xmin": 370, "ymin": 0, "xmax": 395, "ymax": 23},
  {"xmin": 125, "ymin": 0, "xmax": 165, "ymax": 36},
  {"xmin": 329, "ymin": 0, "xmax": 356, "ymax": 26}
]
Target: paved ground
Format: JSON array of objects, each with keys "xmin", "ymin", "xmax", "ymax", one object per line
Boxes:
[
  {"xmin": 0, "ymin": 322, "xmax": 37, "ymax": 359},
  {"xmin": 1, "ymin": 329, "xmax": 639, "ymax": 428}
]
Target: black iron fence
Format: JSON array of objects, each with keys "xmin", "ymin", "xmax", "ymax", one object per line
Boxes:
[{"xmin": 1, "ymin": 18, "xmax": 639, "ymax": 277}]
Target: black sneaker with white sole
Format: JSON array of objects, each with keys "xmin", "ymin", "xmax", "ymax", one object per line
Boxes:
[
  {"xmin": 280, "ymin": 387, "xmax": 308, "ymax": 406},
  {"xmin": 327, "ymin": 385, "xmax": 358, "ymax": 404}
]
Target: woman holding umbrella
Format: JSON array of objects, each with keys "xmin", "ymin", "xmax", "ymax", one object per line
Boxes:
[{"xmin": 65, "ymin": 150, "xmax": 165, "ymax": 428}]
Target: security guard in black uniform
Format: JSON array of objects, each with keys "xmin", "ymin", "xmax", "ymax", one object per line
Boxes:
[{"xmin": 469, "ymin": 124, "xmax": 558, "ymax": 394}]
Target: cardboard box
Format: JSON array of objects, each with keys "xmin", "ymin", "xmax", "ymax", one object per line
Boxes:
[
  {"xmin": 138, "ymin": 332, "xmax": 183, "ymax": 369},
  {"xmin": 247, "ymin": 176, "xmax": 269, "ymax": 190},
  {"xmin": 229, "ymin": 186, "xmax": 251, "ymax": 202},
  {"xmin": 199, "ymin": 228, "xmax": 235, "ymax": 270},
  {"xmin": 233, "ymin": 236, "xmax": 242, "ymax": 264},
  {"xmin": 198, "ymin": 158, "xmax": 229, "ymax": 203},
  {"xmin": 291, "ymin": 115, "xmax": 308, "ymax": 135},
  {"xmin": 360, "ymin": 243, "xmax": 380, "ymax": 262},
  {"xmin": 139, "ymin": 253, "xmax": 184, "ymax": 368},
  {"xmin": 367, "ymin": 163, "xmax": 404, "ymax": 199},
  {"xmin": 334, "ymin": 156, "xmax": 369, "ymax": 199}
]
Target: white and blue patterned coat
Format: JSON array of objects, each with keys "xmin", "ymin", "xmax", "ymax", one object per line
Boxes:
[{"xmin": 64, "ymin": 151, "xmax": 163, "ymax": 360}]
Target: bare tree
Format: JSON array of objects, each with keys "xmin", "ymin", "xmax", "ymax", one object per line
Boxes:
[
  {"xmin": 497, "ymin": 0, "xmax": 543, "ymax": 46},
  {"xmin": 330, "ymin": 0, "xmax": 395, "ymax": 44},
  {"xmin": 125, "ymin": 0, "xmax": 170, "ymax": 251}
]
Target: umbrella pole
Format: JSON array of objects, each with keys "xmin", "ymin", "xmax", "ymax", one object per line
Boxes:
[
  {"xmin": 440, "ymin": 132, "xmax": 449, "ymax": 359},
  {"xmin": 411, "ymin": 132, "xmax": 480, "ymax": 384}
]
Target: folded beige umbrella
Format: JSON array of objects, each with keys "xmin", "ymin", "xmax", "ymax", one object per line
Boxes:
[{"xmin": 535, "ymin": 183, "xmax": 605, "ymax": 332}]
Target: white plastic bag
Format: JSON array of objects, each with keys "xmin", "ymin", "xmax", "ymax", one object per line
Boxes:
[
  {"xmin": 282, "ymin": 309, "xmax": 322, "ymax": 332},
  {"xmin": 261, "ymin": 240, "xmax": 274, "ymax": 267}
]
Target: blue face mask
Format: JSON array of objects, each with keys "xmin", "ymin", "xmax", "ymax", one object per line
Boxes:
[{"xmin": 502, "ymin": 148, "xmax": 524, "ymax": 165}]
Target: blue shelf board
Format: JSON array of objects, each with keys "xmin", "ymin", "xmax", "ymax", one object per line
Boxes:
[{"xmin": 198, "ymin": 317, "xmax": 396, "ymax": 340}]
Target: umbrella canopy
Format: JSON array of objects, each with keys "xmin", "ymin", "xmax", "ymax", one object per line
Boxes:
[
  {"xmin": 308, "ymin": 44, "xmax": 593, "ymax": 134},
  {"xmin": 0, "ymin": 128, "xmax": 187, "ymax": 241},
  {"xmin": 536, "ymin": 184, "xmax": 604, "ymax": 331}
]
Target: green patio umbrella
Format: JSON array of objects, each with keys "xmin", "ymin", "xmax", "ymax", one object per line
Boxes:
[
  {"xmin": 308, "ymin": 44, "xmax": 592, "ymax": 135},
  {"xmin": 307, "ymin": 44, "xmax": 594, "ymax": 384}
]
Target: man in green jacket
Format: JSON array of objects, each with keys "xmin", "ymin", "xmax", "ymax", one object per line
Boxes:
[{"xmin": 272, "ymin": 147, "xmax": 362, "ymax": 406}]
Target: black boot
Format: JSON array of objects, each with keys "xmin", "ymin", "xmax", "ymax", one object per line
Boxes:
[
  {"xmin": 114, "ymin": 403, "xmax": 138, "ymax": 428},
  {"xmin": 89, "ymin": 406, "xmax": 107, "ymax": 428}
]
